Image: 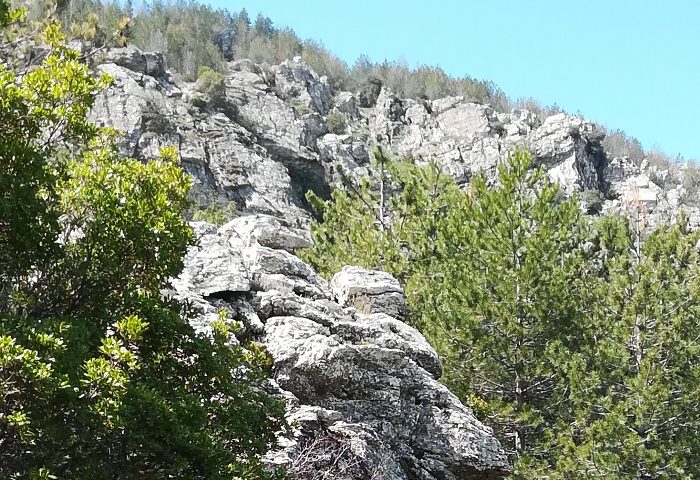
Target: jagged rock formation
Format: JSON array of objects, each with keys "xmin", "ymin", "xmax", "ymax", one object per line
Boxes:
[
  {"xmin": 89, "ymin": 46, "xmax": 700, "ymax": 478},
  {"xmin": 91, "ymin": 47, "xmax": 700, "ymax": 232},
  {"xmin": 171, "ymin": 215, "xmax": 509, "ymax": 479}
]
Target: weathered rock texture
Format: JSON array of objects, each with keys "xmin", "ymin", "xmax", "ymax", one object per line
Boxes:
[
  {"xmin": 91, "ymin": 47, "xmax": 700, "ymax": 233},
  {"xmin": 172, "ymin": 215, "xmax": 509, "ymax": 479},
  {"xmin": 91, "ymin": 46, "xmax": 700, "ymax": 478}
]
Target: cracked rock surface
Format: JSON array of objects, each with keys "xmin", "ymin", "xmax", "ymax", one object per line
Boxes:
[
  {"xmin": 172, "ymin": 215, "xmax": 509, "ymax": 479},
  {"xmin": 94, "ymin": 46, "xmax": 700, "ymax": 232}
]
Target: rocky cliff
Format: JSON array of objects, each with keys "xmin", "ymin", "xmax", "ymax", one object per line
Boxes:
[
  {"xmin": 91, "ymin": 47, "xmax": 700, "ymax": 231},
  {"xmin": 89, "ymin": 46, "xmax": 698, "ymax": 479}
]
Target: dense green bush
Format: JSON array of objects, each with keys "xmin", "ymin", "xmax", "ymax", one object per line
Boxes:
[{"xmin": 0, "ymin": 6, "xmax": 285, "ymax": 478}]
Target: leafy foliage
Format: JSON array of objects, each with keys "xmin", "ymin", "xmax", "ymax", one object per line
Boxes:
[{"xmin": 0, "ymin": 6, "xmax": 285, "ymax": 479}]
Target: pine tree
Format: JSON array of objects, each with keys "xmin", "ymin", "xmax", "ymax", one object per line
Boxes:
[
  {"xmin": 303, "ymin": 149, "xmax": 590, "ymax": 475},
  {"xmin": 551, "ymin": 211, "xmax": 700, "ymax": 479},
  {"xmin": 432, "ymin": 150, "xmax": 589, "ymax": 476}
]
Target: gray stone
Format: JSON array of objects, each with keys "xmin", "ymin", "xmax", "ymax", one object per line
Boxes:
[
  {"xmin": 220, "ymin": 214, "xmax": 311, "ymax": 252},
  {"xmin": 171, "ymin": 222, "xmax": 250, "ymax": 297},
  {"xmin": 272, "ymin": 58, "xmax": 332, "ymax": 115},
  {"xmin": 334, "ymin": 91, "xmax": 360, "ymax": 120},
  {"xmin": 331, "ymin": 266, "xmax": 408, "ymax": 321},
  {"xmin": 100, "ymin": 46, "xmax": 167, "ymax": 78},
  {"xmin": 170, "ymin": 218, "xmax": 509, "ymax": 479},
  {"xmin": 528, "ymin": 114, "xmax": 603, "ymax": 193}
]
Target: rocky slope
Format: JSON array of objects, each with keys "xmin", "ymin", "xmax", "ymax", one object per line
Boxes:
[{"xmin": 89, "ymin": 46, "xmax": 699, "ymax": 478}]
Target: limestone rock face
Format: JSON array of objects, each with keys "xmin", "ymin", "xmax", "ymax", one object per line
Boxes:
[
  {"xmin": 92, "ymin": 45, "xmax": 699, "ymax": 234},
  {"xmin": 172, "ymin": 215, "xmax": 510, "ymax": 480}
]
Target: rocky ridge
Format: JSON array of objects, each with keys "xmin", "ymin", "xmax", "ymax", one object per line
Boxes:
[
  {"xmin": 90, "ymin": 46, "xmax": 698, "ymax": 478},
  {"xmin": 91, "ymin": 47, "xmax": 700, "ymax": 231}
]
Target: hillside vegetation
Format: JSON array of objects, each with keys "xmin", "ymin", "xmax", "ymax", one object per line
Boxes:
[
  {"xmin": 4, "ymin": 1, "xmax": 700, "ymax": 479},
  {"xmin": 303, "ymin": 148, "xmax": 700, "ymax": 478}
]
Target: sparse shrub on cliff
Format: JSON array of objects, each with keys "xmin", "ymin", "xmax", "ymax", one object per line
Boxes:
[
  {"xmin": 579, "ymin": 188, "xmax": 604, "ymax": 214},
  {"xmin": 602, "ymin": 128, "xmax": 645, "ymax": 164},
  {"xmin": 49, "ymin": 0, "xmax": 509, "ymax": 110},
  {"xmin": 511, "ymin": 97, "xmax": 565, "ymax": 121},
  {"xmin": 646, "ymin": 148, "xmax": 684, "ymax": 189},
  {"xmin": 195, "ymin": 65, "xmax": 224, "ymax": 98},
  {"xmin": 290, "ymin": 99, "xmax": 312, "ymax": 116},
  {"xmin": 301, "ymin": 39, "xmax": 350, "ymax": 91},
  {"xmin": 192, "ymin": 65, "xmax": 239, "ymax": 118},
  {"xmin": 326, "ymin": 110, "xmax": 347, "ymax": 134},
  {"xmin": 358, "ymin": 75, "xmax": 383, "ymax": 107},
  {"xmin": 192, "ymin": 201, "xmax": 238, "ymax": 226}
]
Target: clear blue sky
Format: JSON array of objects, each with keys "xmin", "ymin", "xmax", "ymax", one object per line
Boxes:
[{"xmin": 207, "ymin": 0, "xmax": 699, "ymax": 160}]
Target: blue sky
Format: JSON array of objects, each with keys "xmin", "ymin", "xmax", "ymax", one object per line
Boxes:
[{"xmin": 207, "ymin": 1, "xmax": 699, "ymax": 159}]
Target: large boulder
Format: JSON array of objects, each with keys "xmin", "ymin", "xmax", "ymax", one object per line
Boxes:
[
  {"xmin": 172, "ymin": 215, "xmax": 510, "ymax": 480},
  {"xmin": 331, "ymin": 266, "xmax": 408, "ymax": 322}
]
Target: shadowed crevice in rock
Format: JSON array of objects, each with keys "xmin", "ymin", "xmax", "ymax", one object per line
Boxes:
[{"xmin": 286, "ymin": 158, "xmax": 333, "ymax": 210}]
